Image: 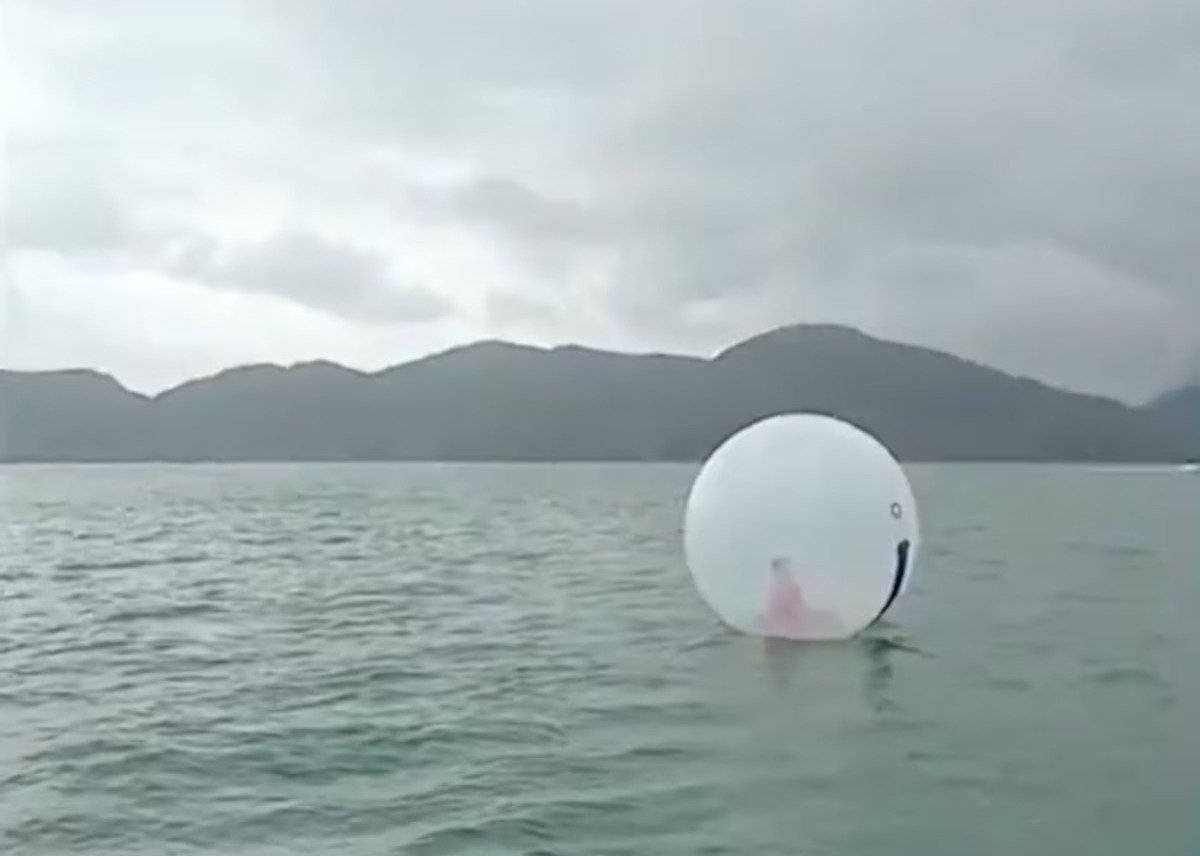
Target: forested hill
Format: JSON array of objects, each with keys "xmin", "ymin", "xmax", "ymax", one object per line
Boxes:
[{"xmin": 1, "ymin": 325, "xmax": 1195, "ymax": 462}]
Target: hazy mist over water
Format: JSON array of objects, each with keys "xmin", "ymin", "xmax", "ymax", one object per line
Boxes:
[{"xmin": 1, "ymin": 463, "xmax": 1196, "ymax": 854}]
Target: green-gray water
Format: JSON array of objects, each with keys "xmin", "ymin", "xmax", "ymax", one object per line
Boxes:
[{"xmin": 1, "ymin": 464, "xmax": 1196, "ymax": 854}]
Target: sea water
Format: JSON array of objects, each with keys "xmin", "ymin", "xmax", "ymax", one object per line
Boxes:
[{"xmin": 1, "ymin": 463, "xmax": 1195, "ymax": 855}]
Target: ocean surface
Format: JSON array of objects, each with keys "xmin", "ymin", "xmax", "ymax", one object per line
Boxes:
[{"xmin": 1, "ymin": 463, "xmax": 1196, "ymax": 855}]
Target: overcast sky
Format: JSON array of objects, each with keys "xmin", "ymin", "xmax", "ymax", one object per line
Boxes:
[{"xmin": 3, "ymin": 0, "xmax": 1198, "ymax": 402}]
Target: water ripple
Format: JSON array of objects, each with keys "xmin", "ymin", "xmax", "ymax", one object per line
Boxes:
[{"xmin": 0, "ymin": 462, "xmax": 1194, "ymax": 856}]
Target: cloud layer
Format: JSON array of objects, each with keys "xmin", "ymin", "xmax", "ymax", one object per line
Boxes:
[{"xmin": 4, "ymin": 0, "xmax": 1198, "ymax": 399}]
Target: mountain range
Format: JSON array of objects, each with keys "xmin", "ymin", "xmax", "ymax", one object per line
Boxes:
[{"xmin": 1, "ymin": 325, "xmax": 1195, "ymax": 462}]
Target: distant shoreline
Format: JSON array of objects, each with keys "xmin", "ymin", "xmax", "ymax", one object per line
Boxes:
[{"xmin": 3, "ymin": 324, "xmax": 1195, "ymax": 464}]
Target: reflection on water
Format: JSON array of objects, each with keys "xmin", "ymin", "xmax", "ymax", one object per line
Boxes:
[
  {"xmin": 689, "ymin": 624, "xmax": 921, "ymax": 723},
  {"xmin": 757, "ymin": 632, "xmax": 905, "ymax": 714}
]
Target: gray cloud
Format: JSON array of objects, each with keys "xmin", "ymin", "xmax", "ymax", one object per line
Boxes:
[
  {"xmin": 170, "ymin": 230, "xmax": 450, "ymax": 325},
  {"xmin": 5, "ymin": 0, "xmax": 1198, "ymax": 400},
  {"xmin": 435, "ymin": 178, "xmax": 598, "ymax": 246},
  {"xmin": 4, "ymin": 135, "xmax": 135, "ymax": 254}
]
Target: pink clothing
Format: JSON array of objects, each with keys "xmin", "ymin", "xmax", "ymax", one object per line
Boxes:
[
  {"xmin": 759, "ymin": 559, "xmax": 843, "ymax": 639},
  {"xmin": 762, "ymin": 573, "xmax": 806, "ymax": 636}
]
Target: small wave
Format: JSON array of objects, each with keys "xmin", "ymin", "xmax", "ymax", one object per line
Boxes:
[
  {"xmin": 271, "ymin": 689, "xmax": 362, "ymax": 713},
  {"xmin": 40, "ymin": 636, "xmax": 133, "ymax": 657},
  {"xmin": 411, "ymin": 717, "xmax": 567, "ymax": 750},
  {"xmin": 610, "ymin": 743, "xmax": 693, "ymax": 762},
  {"xmin": 104, "ymin": 602, "xmax": 224, "ymax": 623},
  {"xmin": 401, "ymin": 812, "xmax": 554, "ymax": 853},
  {"xmin": 233, "ymin": 534, "xmax": 291, "ymax": 546},
  {"xmin": 678, "ymin": 625, "xmax": 734, "ymax": 651},
  {"xmin": 56, "ymin": 554, "xmax": 210, "ymax": 572},
  {"xmin": 498, "ymin": 548, "xmax": 554, "ymax": 564},
  {"xmin": 414, "ymin": 637, "xmax": 529, "ymax": 661},
  {"xmin": 126, "ymin": 526, "xmax": 177, "ymax": 544},
  {"xmin": 231, "ymin": 552, "xmax": 304, "ymax": 565},
  {"xmin": 58, "ymin": 558, "xmax": 155, "ymax": 572},
  {"xmin": 70, "ymin": 531, "xmax": 110, "ymax": 542},
  {"xmin": 1065, "ymin": 540, "xmax": 1153, "ymax": 558},
  {"xmin": 1088, "ymin": 665, "xmax": 1165, "ymax": 688},
  {"xmin": 23, "ymin": 736, "xmax": 129, "ymax": 764}
]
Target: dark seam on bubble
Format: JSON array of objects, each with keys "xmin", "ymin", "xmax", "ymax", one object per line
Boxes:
[{"xmin": 868, "ymin": 538, "xmax": 910, "ymax": 626}]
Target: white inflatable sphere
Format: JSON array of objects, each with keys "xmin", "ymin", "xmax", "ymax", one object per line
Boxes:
[{"xmin": 683, "ymin": 413, "xmax": 919, "ymax": 640}]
